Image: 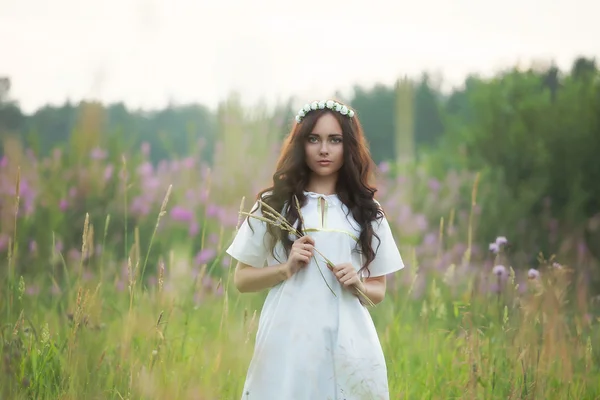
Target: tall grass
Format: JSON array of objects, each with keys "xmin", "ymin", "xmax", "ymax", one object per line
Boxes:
[{"xmin": 1, "ymin": 166, "xmax": 598, "ymax": 400}]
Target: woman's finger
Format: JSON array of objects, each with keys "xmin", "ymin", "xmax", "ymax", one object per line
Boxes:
[
  {"xmin": 344, "ymin": 276, "xmax": 359, "ymax": 286},
  {"xmin": 300, "ymin": 235, "xmax": 315, "ymax": 245},
  {"xmin": 342, "ymin": 270, "xmax": 357, "ymax": 283},
  {"xmin": 345, "ymin": 273, "xmax": 359, "ymax": 284},
  {"xmin": 295, "ymin": 242, "xmax": 313, "ymax": 252},
  {"xmin": 339, "ymin": 271, "xmax": 351, "ymax": 282},
  {"xmin": 300, "ymin": 250, "xmax": 312, "ymax": 258},
  {"xmin": 303, "ymin": 244, "xmax": 314, "ymax": 253}
]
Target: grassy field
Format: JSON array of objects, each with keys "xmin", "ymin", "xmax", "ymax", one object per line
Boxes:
[
  {"xmin": 2, "ymin": 208, "xmax": 599, "ymax": 399},
  {"xmin": 0, "ymin": 114, "xmax": 599, "ymax": 398}
]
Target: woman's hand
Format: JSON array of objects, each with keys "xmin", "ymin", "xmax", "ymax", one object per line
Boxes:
[
  {"xmin": 332, "ymin": 263, "xmax": 365, "ymax": 293},
  {"xmin": 283, "ymin": 235, "xmax": 315, "ymax": 278}
]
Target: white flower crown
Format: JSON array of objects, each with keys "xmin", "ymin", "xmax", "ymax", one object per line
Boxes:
[{"xmin": 295, "ymin": 100, "xmax": 355, "ymax": 123}]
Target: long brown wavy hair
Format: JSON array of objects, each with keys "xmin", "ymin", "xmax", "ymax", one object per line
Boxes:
[{"xmin": 250, "ymin": 104, "xmax": 383, "ymax": 277}]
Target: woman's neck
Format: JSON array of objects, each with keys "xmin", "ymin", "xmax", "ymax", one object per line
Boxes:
[{"xmin": 305, "ymin": 174, "xmax": 338, "ymax": 195}]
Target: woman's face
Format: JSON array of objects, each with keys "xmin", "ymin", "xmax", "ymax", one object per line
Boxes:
[{"xmin": 304, "ymin": 112, "xmax": 344, "ymax": 179}]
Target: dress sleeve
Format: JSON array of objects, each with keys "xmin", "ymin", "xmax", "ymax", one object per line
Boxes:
[
  {"xmin": 225, "ymin": 200, "xmax": 270, "ymax": 268},
  {"xmin": 366, "ymin": 210, "xmax": 405, "ymax": 278}
]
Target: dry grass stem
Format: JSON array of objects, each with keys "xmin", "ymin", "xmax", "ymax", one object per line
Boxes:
[{"xmin": 141, "ymin": 184, "xmax": 173, "ymax": 286}]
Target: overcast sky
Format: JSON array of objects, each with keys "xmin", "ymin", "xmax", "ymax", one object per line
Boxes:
[{"xmin": 1, "ymin": 0, "xmax": 598, "ymax": 113}]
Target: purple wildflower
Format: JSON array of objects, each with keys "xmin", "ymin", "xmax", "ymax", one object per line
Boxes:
[
  {"xmin": 182, "ymin": 157, "xmax": 195, "ymax": 169},
  {"xmin": 68, "ymin": 248, "xmax": 81, "ymax": 261},
  {"xmin": 495, "ymin": 236, "xmax": 508, "ymax": 246},
  {"xmin": 170, "ymin": 206, "xmax": 194, "ymax": 222},
  {"xmin": 59, "ymin": 199, "xmax": 68, "ymax": 211},
  {"xmin": 90, "ymin": 147, "xmax": 107, "ymax": 160},
  {"xmin": 490, "ymin": 282, "xmax": 502, "ymax": 294},
  {"xmin": 489, "ymin": 242, "xmax": 499, "ymax": 253},
  {"xmin": 195, "ymin": 248, "xmax": 216, "ymax": 265},
  {"xmin": 146, "ymin": 176, "xmax": 161, "ymax": 190},
  {"xmin": 492, "ymin": 265, "xmax": 507, "ymax": 278},
  {"xmin": 137, "ymin": 162, "xmax": 153, "ymax": 177},
  {"xmin": 527, "ymin": 269, "xmax": 540, "ymax": 280},
  {"xmin": 427, "ymin": 178, "xmax": 441, "ymax": 192},
  {"xmin": 422, "ymin": 232, "xmax": 437, "ymax": 247},
  {"xmin": 414, "ymin": 214, "xmax": 428, "ymax": 232},
  {"xmin": 222, "ymin": 255, "xmax": 232, "ymax": 268},
  {"xmin": 130, "ymin": 196, "xmax": 152, "ymax": 217},
  {"xmin": 23, "ymin": 197, "xmax": 36, "ymax": 216},
  {"xmin": 205, "ymin": 204, "xmax": 220, "ymax": 218},
  {"xmin": 26, "ymin": 285, "xmax": 40, "ymax": 296}
]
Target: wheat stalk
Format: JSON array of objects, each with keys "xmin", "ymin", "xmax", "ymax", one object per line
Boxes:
[{"xmin": 240, "ymin": 197, "xmax": 375, "ymax": 307}]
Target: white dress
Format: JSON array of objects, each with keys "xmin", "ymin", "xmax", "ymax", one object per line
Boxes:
[{"xmin": 226, "ymin": 191, "xmax": 405, "ymax": 400}]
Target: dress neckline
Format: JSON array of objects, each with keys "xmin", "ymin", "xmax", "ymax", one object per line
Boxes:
[{"xmin": 303, "ymin": 191, "xmax": 341, "ymax": 205}]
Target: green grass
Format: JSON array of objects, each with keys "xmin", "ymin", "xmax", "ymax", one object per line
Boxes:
[
  {"xmin": 1, "ymin": 150, "xmax": 599, "ymax": 399},
  {"xmin": 2, "ymin": 252, "xmax": 599, "ymax": 399}
]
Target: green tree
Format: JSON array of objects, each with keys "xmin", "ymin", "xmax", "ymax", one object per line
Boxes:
[
  {"xmin": 413, "ymin": 73, "xmax": 445, "ymax": 149},
  {"xmin": 349, "ymin": 84, "xmax": 396, "ymax": 164},
  {"xmin": 0, "ymin": 77, "xmax": 25, "ymax": 137},
  {"xmin": 438, "ymin": 58, "xmax": 600, "ymax": 271}
]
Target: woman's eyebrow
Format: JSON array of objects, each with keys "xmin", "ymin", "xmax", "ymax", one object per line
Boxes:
[{"xmin": 309, "ymin": 133, "xmax": 343, "ymax": 137}]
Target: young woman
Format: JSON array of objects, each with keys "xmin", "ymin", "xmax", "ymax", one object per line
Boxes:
[{"xmin": 226, "ymin": 99, "xmax": 405, "ymax": 399}]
